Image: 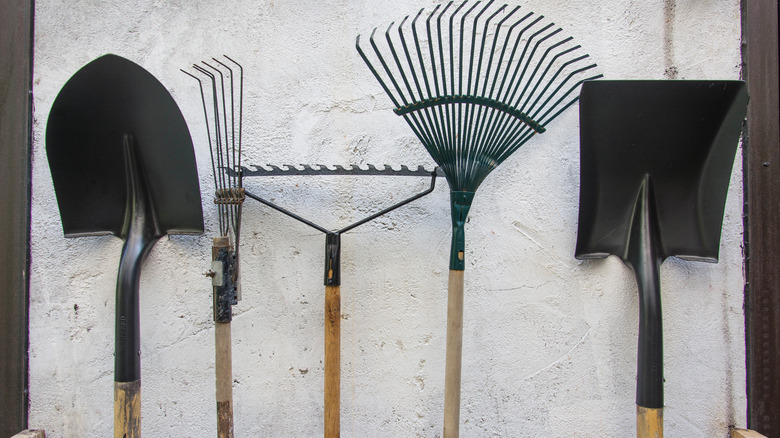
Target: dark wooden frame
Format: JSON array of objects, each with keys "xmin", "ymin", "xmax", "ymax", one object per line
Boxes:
[
  {"xmin": 742, "ymin": 0, "xmax": 780, "ymax": 435},
  {"xmin": 0, "ymin": 0, "xmax": 34, "ymax": 435}
]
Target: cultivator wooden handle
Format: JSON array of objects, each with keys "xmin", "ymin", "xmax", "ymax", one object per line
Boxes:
[{"xmin": 213, "ymin": 236, "xmax": 235, "ymax": 438}]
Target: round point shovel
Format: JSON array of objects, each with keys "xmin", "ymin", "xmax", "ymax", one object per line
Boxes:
[
  {"xmin": 575, "ymin": 80, "xmax": 748, "ymax": 437},
  {"xmin": 46, "ymin": 54, "xmax": 203, "ymax": 437}
]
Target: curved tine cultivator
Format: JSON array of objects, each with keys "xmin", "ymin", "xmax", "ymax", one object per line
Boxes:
[
  {"xmin": 182, "ymin": 55, "xmax": 244, "ymax": 438},
  {"xmin": 357, "ymin": 2, "xmax": 601, "ymax": 436}
]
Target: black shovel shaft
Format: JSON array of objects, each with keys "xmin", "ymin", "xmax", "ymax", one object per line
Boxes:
[
  {"xmin": 115, "ymin": 135, "xmax": 163, "ymax": 383},
  {"xmin": 625, "ymin": 175, "xmax": 664, "ymax": 409}
]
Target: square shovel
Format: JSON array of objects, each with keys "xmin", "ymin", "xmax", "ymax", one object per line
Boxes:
[
  {"xmin": 575, "ymin": 80, "xmax": 748, "ymax": 437},
  {"xmin": 46, "ymin": 54, "xmax": 203, "ymax": 437}
]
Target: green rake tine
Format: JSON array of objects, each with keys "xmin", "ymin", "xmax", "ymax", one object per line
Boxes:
[
  {"xmin": 399, "ymin": 15, "xmax": 448, "ymax": 165},
  {"xmin": 462, "ymin": 2, "xmax": 501, "ymax": 177},
  {"xmin": 519, "ymin": 43, "xmax": 579, "ymax": 111},
  {"xmin": 355, "ymin": 34, "xmax": 402, "ymax": 108},
  {"xmin": 455, "ymin": 2, "xmax": 482, "ymax": 188},
  {"xmin": 480, "ymin": 6, "xmax": 521, "ymax": 98},
  {"xmin": 386, "ymin": 21, "xmax": 442, "ymax": 163},
  {"xmin": 481, "ymin": 33, "xmax": 576, "ymax": 158},
  {"xmin": 503, "ymin": 23, "xmax": 557, "ymax": 105},
  {"xmin": 365, "ymin": 29, "xmax": 438, "ymax": 161},
  {"xmin": 435, "ymin": 2, "xmax": 457, "ymax": 183},
  {"xmin": 424, "ymin": 4, "xmax": 443, "ymax": 97},
  {"xmin": 513, "ymin": 34, "xmax": 571, "ymax": 108},
  {"xmin": 468, "ymin": 7, "xmax": 522, "ymax": 180},
  {"xmin": 487, "ymin": 12, "xmax": 534, "ymax": 99},
  {"xmin": 413, "ymin": 6, "xmax": 452, "ymax": 169},
  {"xmin": 495, "ymin": 15, "xmax": 544, "ymax": 102}
]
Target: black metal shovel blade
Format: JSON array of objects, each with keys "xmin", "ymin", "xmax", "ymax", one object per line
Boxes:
[
  {"xmin": 46, "ymin": 54, "xmax": 203, "ymax": 237},
  {"xmin": 575, "ymin": 80, "xmax": 748, "ymax": 262}
]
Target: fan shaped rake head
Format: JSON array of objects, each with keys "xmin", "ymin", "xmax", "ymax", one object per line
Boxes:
[{"xmin": 357, "ymin": 0, "xmax": 601, "ymax": 269}]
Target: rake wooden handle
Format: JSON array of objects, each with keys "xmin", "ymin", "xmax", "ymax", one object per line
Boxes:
[
  {"xmin": 114, "ymin": 380, "xmax": 140, "ymax": 438},
  {"xmin": 325, "ymin": 284, "xmax": 341, "ymax": 438},
  {"xmin": 443, "ymin": 269, "xmax": 465, "ymax": 438}
]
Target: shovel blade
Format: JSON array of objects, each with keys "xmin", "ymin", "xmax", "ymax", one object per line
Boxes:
[
  {"xmin": 575, "ymin": 80, "xmax": 748, "ymax": 262},
  {"xmin": 46, "ymin": 54, "xmax": 203, "ymax": 238}
]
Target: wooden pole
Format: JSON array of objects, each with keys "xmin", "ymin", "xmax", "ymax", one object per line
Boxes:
[
  {"xmin": 636, "ymin": 405, "xmax": 662, "ymax": 438},
  {"xmin": 443, "ymin": 269, "xmax": 465, "ymax": 438},
  {"xmin": 213, "ymin": 237, "xmax": 234, "ymax": 438},
  {"xmin": 324, "ymin": 284, "xmax": 341, "ymax": 438}
]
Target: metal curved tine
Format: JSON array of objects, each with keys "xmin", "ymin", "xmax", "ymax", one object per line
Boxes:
[
  {"xmin": 470, "ymin": 10, "xmax": 530, "ymax": 178},
  {"xmin": 520, "ymin": 42, "xmax": 579, "ymax": 111},
  {"xmin": 402, "ymin": 12, "xmax": 447, "ymax": 165},
  {"xmin": 454, "ymin": 1, "xmax": 481, "ymax": 185},
  {"xmin": 388, "ymin": 19, "xmax": 440, "ymax": 155},
  {"xmin": 211, "ymin": 57, "xmax": 243, "ymax": 256},
  {"xmin": 468, "ymin": 6, "xmax": 520, "ymax": 181},
  {"xmin": 485, "ymin": 20, "xmax": 558, "ymax": 160},
  {"xmin": 202, "ymin": 60, "xmax": 236, "ymax": 236},
  {"xmin": 435, "ymin": 1, "xmax": 457, "ymax": 180},
  {"xmin": 358, "ymin": 30, "xmax": 439, "ymax": 164},
  {"xmin": 486, "ymin": 31, "xmax": 571, "ymax": 157},
  {"xmin": 192, "ymin": 63, "xmax": 228, "ymax": 235},
  {"xmin": 222, "ymin": 55, "xmax": 244, "ymax": 279},
  {"xmin": 370, "ymin": 27, "xmax": 438, "ymax": 162},
  {"xmin": 422, "ymin": 4, "xmax": 451, "ymax": 169},
  {"xmin": 180, "ymin": 69, "xmax": 220, "ymax": 210},
  {"xmin": 464, "ymin": 2, "xmax": 504, "ymax": 183}
]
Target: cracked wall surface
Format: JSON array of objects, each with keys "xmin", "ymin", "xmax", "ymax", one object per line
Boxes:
[{"xmin": 29, "ymin": 0, "xmax": 746, "ymax": 436}]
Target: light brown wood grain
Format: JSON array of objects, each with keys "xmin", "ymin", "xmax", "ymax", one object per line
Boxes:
[
  {"xmin": 114, "ymin": 380, "xmax": 140, "ymax": 438},
  {"xmin": 213, "ymin": 236, "xmax": 234, "ymax": 438},
  {"xmin": 325, "ymin": 284, "xmax": 341, "ymax": 438},
  {"xmin": 10, "ymin": 430, "xmax": 45, "ymax": 438},
  {"xmin": 216, "ymin": 322, "xmax": 234, "ymax": 438},
  {"xmin": 636, "ymin": 405, "xmax": 662, "ymax": 438},
  {"xmin": 443, "ymin": 270, "xmax": 465, "ymax": 438},
  {"xmin": 731, "ymin": 429, "xmax": 768, "ymax": 438}
]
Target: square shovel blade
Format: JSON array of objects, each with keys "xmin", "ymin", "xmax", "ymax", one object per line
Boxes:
[{"xmin": 575, "ymin": 80, "xmax": 748, "ymax": 262}]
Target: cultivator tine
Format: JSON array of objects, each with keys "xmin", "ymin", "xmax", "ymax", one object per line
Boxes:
[{"xmin": 183, "ymin": 55, "xmax": 245, "ymax": 438}]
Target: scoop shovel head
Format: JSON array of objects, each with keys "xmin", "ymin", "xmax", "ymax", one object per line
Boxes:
[
  {"xmin": 575, "ymin": 80, "xmax": 748, "ymax": 262},
  {"xmin": 46, "ymin": 54, "xmax": 203, "ymax": 238}
]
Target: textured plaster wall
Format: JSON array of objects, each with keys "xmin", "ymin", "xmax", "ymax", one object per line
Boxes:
[{"xmin": 29, "ymin": 0, "xmax": 746, "ymax": 436}]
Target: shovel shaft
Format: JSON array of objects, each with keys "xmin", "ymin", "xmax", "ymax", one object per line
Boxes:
[
  {"xmin": 444, "ymin": 269, "xmax": 465, "ymax": 438},
  {"xmin": 325, "ymin": 284, "xmax": 341, "ymax": 438},
  {"xmin": 114, "ymin": 380, "xmax": 141, "ymax": 438}
]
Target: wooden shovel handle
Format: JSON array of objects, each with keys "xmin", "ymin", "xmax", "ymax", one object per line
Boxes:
[
  {"xmin": 114, "ymin": 380, "xmax": 140, "ymax": 438},
  {"xmin": 325, "ymin": 284, "xmax": 341, "ymax": 438},
  {"xmin": 443, "ymin": 269, "xmax": 464, "ymax": 438},
  {"xmin": 637, "ymin": 405, "xmax": 663, "ymax": 438}
]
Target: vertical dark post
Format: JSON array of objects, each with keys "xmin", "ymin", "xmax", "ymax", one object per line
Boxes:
[
  {"xmin": 0, "ymin": 0, "xmax": 33, "ymax": 435},
  {"xmin": 742, "ymin": 0, "xmax": 780, "ymax": 435}
]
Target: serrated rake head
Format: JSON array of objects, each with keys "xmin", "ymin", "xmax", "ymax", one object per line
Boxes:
[{"xmin": 357, "ymin": 0, "xmax": 602, "ymax": 193}]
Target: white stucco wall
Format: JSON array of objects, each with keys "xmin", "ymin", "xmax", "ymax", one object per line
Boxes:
[{"xmin": 29, "ymin": 0, "xmax": 746, "ymax": 436}]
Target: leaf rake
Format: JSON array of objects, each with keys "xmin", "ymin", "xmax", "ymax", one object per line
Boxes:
[{"xmin": 357, "ymin": 1, "xmax": 601, "ymax": 436}]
